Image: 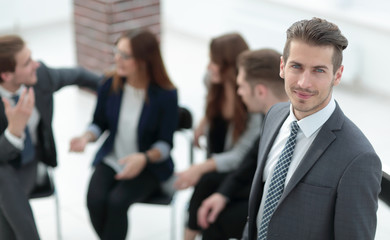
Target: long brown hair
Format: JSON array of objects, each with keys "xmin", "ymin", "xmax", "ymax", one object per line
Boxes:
[
  {"xmin": 205, "ymin": 33, "xmax": 249, "ymax": 142},
  {"xmin": 0, "ymin": 35, "xmax": 25, "ymax": 82},
  {"xmin": 110, "ymin": 29, "xmax": 174, "ymax": 92}
]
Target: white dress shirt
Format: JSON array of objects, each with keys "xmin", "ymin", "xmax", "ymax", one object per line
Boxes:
[
  {"xmin": 103, "ymin": 83, "xmax": 145, "ymax": 173},
  {"xmin": 257, "ymin": 97, "xmax": 336, "ymax": 230}
]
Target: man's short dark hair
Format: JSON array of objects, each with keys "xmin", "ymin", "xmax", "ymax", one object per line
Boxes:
[
  {"xmin": 283, "ymin": 17, "xmax": 348, "ymax": 73},
  {"xmin": 0, "ymin": 35, "xmax": 25, "ymax": 82},
  {"xmin": 238, "ymin": 49, "xmax": 285, "ymax": 99}
]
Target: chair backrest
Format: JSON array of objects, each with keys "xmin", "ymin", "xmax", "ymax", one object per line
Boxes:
[
  {"xmin": 177, "ymin": 106, "xmax": 194, "ymax": 165},
  {"xmin": 29, "ymin": 163, "xmax": 55, "ymax": 199},
  {"xmin": 380, "ymin": 166, "xmax": 390, "ymax": 206},
  {"xmin": 29, "ymin": 163, "xmax": 62, "ymax": 240},
  {"xmin": 177, "ymin": 107, "xmax": 193, "ymax": 131}
]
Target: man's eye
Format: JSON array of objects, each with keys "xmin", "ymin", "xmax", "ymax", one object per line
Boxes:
[{"xmin": 315, "ymin": 69, "xmax": 325, "ymax": 73}]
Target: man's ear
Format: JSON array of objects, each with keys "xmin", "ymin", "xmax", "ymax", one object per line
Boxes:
[
  {"xmin": 333, "ymin": 65, "xmax": 343, "ymax": 86},
  {"xmin": 255, "ymin": 83, "xmax": 267, "ymax": 98},
  {"xmin": 0, "ymin": 72, "xmax": 13, "ymax": 83},
  {"xmin": 279, "ymin": 56, "xmax": 285, "ymax": 79}
]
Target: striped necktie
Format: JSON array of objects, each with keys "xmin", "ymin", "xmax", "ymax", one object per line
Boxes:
[{"xmin": 258, "ymin": 121, "xmax": 300, "ymax": 240}]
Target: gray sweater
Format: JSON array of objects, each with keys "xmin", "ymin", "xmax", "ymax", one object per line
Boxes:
[{"xmin": 212, "ymin": 113, "xmax": 262, "ymax": 172}]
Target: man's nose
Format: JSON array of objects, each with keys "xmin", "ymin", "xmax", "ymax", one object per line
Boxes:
[{"xmin": 297, "ymin": 70, "xmax": 311, "ymax": 88}]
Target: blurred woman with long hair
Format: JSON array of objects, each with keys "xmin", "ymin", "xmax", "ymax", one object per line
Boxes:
[
  {"xmin": 174, "ymin": 33, "xmax": 261, "ymax": 240},
  {"xmin": 70, "ymin": 29, "xmax": 178, "ymax": 240}
]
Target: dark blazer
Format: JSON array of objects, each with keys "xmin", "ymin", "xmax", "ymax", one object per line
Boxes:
[
  {"xmin": 0, "ymin": 61, "xmax": 101, "ymax": 167},
  {"xmin": 91, "ymin": 77, "xmax": 178, "ymax": 181},
  {"xmin": 243, "ymin": 102, "xmax": 382, "ymax": 240},
  {"xmin": 0, "ymin": 62, "xmax": 100, "ymax": 239},
  {"xmin": 217, "ymin": 137, "xmax": 259, "ymax": 199}
]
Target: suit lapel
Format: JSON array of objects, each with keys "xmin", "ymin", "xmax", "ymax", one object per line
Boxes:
[
  {"xmin": 253, "ymin": 104, "xmax": 290, "ymax": 193},
  {"xmin": 248, "ymin": 103, "xmax": 290, "ymax": 238},
  {"xmin": 0, "ymin": 98, "xmax": 7, "ymax": 133},
  {"xmin": 280, "ymin": 103, "xmax": 344, "ymax": 203},
  {"xmin": 248, "ymin": 102, "xmax": 345, "ymax": 239},
  {"xmin": 33, "ymin": 87, "xmax": 45, "ymax": 122}
]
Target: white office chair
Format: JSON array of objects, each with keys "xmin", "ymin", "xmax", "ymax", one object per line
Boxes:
[{"xmin": 29, "ymin": 162, "xmax": 62, "ymax": 240}]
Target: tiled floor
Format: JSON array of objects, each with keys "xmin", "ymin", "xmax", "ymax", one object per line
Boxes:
[{"xmin": 21, "ymin": 17, "xmax": 390, "ymax": 240}]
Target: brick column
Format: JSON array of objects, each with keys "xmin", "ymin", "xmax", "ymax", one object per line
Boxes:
[{"xmin": 73, "ymin": 0, "xmax": 161, "ymax": 73}]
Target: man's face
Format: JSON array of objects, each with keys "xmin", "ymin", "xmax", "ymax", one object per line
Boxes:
[
  {"xmin": 11, "ymin": 45, "xmax": 40, "ymax": 87},
  {"xmin": 280, "ymin": 40, "xmax": 343, "ymax": 120},
  {"xmin": 237, "ymin": 67, "xmax": 261, "ymax": 113}
]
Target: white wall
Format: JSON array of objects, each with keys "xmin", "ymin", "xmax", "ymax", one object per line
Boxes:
[
  {"xmin": 0, "ymin": 0, "xmax": 75, "ymax": 66},
  {"xmin": 162, "ymin": 0, "xmax": 390, "ymax": 96},
  {"xmin": 2, "ymin": 0, "xmax": 390, "ymax": 96},
  {"xmin": 0, "ymin": 0, "xmax": 72, "ymax": 33}
]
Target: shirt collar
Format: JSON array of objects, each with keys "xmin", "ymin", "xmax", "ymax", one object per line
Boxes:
[
  {"xmin": 287, "ymin": 96, "xmax": 336, "ymax": 138},
  {"xmin": 0, "ymin": 85, "xmax": 26, "ymax": 99}
]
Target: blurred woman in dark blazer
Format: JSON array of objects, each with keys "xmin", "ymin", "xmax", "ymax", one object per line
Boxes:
[{"xmin": 70, "ymin": 29, "xmax": 178, "ymax": 240}]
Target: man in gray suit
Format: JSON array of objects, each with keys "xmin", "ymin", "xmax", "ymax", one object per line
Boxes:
[
  {"xmin": 0, "ymin": 35, "xmax": 101, "ymax": 239},
  {"xmin": 243, "ymin": 18, "xmax": 382, "ymax": 240}
]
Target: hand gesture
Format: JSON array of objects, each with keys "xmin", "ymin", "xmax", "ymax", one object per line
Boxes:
[
  {"xmin": 197, "ymin": 193, "xmax": 228, "ymax": 229},
  {"xmin": 174, "ymin": 165, "xmax": 203, "ymax": 190},
  {"xmin": 2, "ymin": 88, "xmax": 35, "ymax": 137},
  {"xmin": 115, "ymin": 153, "xmax": 147, "ymax": 180},
  {"xmin": 193, "ymin": 117, "xmax": 207, "ymax": 148},
  {"xmin": 69, "ymin": 136, "xmax": 89, "ymax": 152}
]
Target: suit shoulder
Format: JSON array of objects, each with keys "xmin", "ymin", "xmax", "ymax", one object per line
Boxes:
[
  {"xmin": 100, "ymin": 76, "xmax": 114, "ymax": 88},
  {"xmin": 339, "ymin": 116, "xmax": 375, "ymax": 151},
  {"xmin": 268, "ymin": 102, "xmax": 289, "ymax": 114},
  {"xmin": 98, "ymin": 76, "xmax": 115, "ymax": 92},
  {"xmin": 266, "ymin": 102, "xmax": 290, "ymax": 122},
  {"xmin": 149, "ymin": 84, "xmax": 177, "ymax": 99},
  {"xmin": 36, "ymin": 61, "xmax": 50, "ymax": 82}
]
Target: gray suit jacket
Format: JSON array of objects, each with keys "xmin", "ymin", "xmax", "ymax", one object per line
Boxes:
[
  {"xmin": 243, "ymin": 102, "xmax": 382, "ymax": 240},
  {"xmin": 0, "ymin": 62, "xmax": 101, "ymax": 239}
]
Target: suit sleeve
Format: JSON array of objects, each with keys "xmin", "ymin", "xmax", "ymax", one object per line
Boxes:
[
  {"xmin": 37, "ymin": 61, "xmax": 102, "ymax": 92},
  {"xmin": 143, "ymin": 89, "xmax": 178, "ymax": 161},
  {"xmin": 241, "ymin": 222, "xmax": 249, "ymax": 240},
  {"xmin": 0, "ymin": 134, "xmax": 20, "ymax": 163},
  {"xmin": 88, "ymin": 80, "xmax": 111, "ymax": 137},
  {"xmin": 0, "ymin": 102, "xmax": 21, "ymax": 163},
  {"xmin": 334, "ymin": 151, "xmax": 382, "ymax": 240},
  {"xmin": 217, "ymin": 137, "xmax": 260, "ymax": 199},
  {"xmin": 154, "ymin": 89, "xmax": 178, "ymax": 151}
]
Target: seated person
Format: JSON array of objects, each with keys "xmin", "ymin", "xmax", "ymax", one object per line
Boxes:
[
  {"xmin": 0, "ymin": 34, "xmax": 101, "ymax": 240},
  {"xmin": 174, "ymin": 33, "xmax": 262, "ymax": 240},
  {"xmin": 69, "ymin": 29, "xmax": 179, "ymax": 240},
  {"xmin": 196, "ymin": 49, "xmax": 288, "ymax": 240}
]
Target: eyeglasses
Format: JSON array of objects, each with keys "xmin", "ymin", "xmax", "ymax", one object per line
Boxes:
[{"xmin": 112, "ymin": 47, "xmax": 133, "ymax": 60}]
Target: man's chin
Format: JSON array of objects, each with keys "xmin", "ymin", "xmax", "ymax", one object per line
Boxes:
[{"xmin": 28, "ymin": 76, "xmax": 38, "ymax": 86}]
